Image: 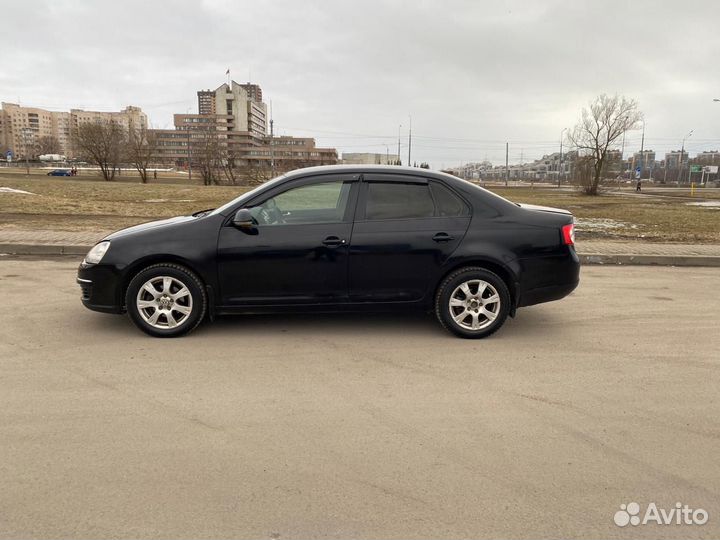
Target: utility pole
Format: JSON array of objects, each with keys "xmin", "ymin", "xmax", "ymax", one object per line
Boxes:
[
  {"xmin": 505, "ymin": 142, "xmax": 509, "ymax": 187},
  {"xmin": 186, "ymin": 125, "xmax": 192, "ymax": 182},
  {"xmin": 639, "ymin": 120, "xmax": 645, "ymax": 179},
  {"xmin": 269, "ymin": 101, "xmax": 275, "ymax": 177},
  {"xmin": 407, "ymin": 116, "xmax": 412, "ymax": 167},
  {"xmin": 21, "ymin": 128, "xmax": 32, "ymax": 176},
  {"xmin": 620, "ymin": 128, "xmax": 626, "ymax": 180},
  {"xmin": 558, "ymin": 127, "xmax": 567, "ymax": 188},
  {"xmin": 397, "ymin": 124, "xmax": 402, "ymax": 165}
]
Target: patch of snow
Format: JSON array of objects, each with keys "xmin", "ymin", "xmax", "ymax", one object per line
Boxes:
[
  {"xmin": 143, "ymin": 198, "xmax": 195, "ymax": 203},
  {"xmin": 0, "ymin": 187, "xmax": 35, "ymax": 195},
  {"xmin": 686, "ymin": 201, "xmax": 720, "ymax": 208},
  {"xmin": 575, "ymin": 218, "xmax": 636, "ymax": 230}
]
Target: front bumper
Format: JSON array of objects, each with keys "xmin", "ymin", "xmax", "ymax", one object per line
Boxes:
[{"xmin": 77, "ymin": 264, "xmax": 124, "ymax": 314}]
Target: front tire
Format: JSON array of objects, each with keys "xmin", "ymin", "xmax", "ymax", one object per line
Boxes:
[
  {"xmin": 125, "ymin": 263, "xmax": 207, "ymax": 337},
  {"xmin": 435, "ymin": 267, "xmax": 511, "ymax": 339}
]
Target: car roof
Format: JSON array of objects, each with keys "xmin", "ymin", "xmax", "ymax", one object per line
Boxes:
[{"xmin": 285, "ymin": 164, "xmax": 458, "ymax": 183}]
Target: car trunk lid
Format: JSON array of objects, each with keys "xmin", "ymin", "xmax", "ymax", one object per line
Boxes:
[{"xmin": 516, "ymin": 203, "xmax": 572, "ymax": 216}]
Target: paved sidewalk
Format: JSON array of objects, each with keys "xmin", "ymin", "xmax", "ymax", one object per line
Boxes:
[{"xmin": 1, "ymin": 227, "xmax": 719, "ymax": 266}]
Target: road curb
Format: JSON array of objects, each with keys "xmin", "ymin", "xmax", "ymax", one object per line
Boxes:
[
  {"xmin": 0, "ymin": 243, "xmax": 90, "ymax": 256},
  {"xmin": 579, "ymin": 253, "xmax": 720, "ymax": 267},
  {"xmin": 2, "ymin": 243, "xmax": 720, "ymax": 267}
]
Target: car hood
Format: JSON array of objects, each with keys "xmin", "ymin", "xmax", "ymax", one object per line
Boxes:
[
  {"xmin": 103, "ymin": 215, "xmax": 195, "ymax": 241},
  {"xmin": 517, "ymin": 203, "xmax": 572, "ymax": 216}
]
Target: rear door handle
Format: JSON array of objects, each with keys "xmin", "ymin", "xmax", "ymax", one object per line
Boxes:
[
  {"xmin": 432, "ymin": 232, "xmax": 454, "ymax": 242},
  {"xmin": 322, "ymin": 236, "xmax": 346, "ymax": 247}
]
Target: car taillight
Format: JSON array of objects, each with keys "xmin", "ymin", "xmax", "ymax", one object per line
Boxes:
[{"xmin": 561, "ymin": 223, "xmax": 575, "ymax": 245}]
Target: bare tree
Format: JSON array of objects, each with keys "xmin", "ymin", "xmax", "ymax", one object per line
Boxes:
[
  {"xmin": 242, "ymin": 160, "xmax": 274, "ymax": 185},
  {"xmin": 219, "ymin": 144, "xmax": 250, "ymax": 185},
  {"xmin": 126, "ymin": 127, "xmax": 158, "ymax": 183},
  {"xmin": 72, "ymin": 122, "xmax": 126, "ymax": 181},
  {"xmin": 35, "ymin": 135, "xmax": 61, "ymax": 157},
  {"xmin": 568, "ymin": 94, "xmax": 642, "ymax": 195},
  {"xmin": 193, "ymin": 128, "xmax": 223, "ymax": 186}
]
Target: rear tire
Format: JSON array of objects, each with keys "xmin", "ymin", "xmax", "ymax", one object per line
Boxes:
[
  {"xmin": 125, "ymin": 263, "xmax": 207, "ymax": 338},
  {"xmin": 435, "ymin": 267, "xmax": 510, "ymax": 339}
]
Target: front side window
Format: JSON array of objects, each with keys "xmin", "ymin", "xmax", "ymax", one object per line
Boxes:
[
  {"xmin": 249, "ymin": 180, "xmax": 352, "ymax": 225},
  {"xmin": 365, "ymin": 182, "xmax": 435, "ymax": 220}
]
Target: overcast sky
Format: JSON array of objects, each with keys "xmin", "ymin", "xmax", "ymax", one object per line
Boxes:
[{"xmin": 2, "ymin": 0, "xmax": 719, "ymax": 167}]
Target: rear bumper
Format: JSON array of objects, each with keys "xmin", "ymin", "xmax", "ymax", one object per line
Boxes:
[
  {"xmin": 516, "ymin": 247, "xmax": 580, "ymax": 308},
  {"xmin": 517, "ymin": 279, "xmax": 579, "ymax": 307}
]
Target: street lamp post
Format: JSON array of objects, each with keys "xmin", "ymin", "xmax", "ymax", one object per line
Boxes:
[
  {"xmin": 677, "ymin": 130, "xmax": 693, "ymax": 183},
  {"xmin": 558, "ymin": 128, "xmax": 567, "ymax": 188}
]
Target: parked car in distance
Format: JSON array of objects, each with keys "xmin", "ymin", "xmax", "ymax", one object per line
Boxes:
[
  {"xmin": 77, "ymin": 165, "xmax": 580, "ymax": 338},
  {"xmin": 46, "ymin": 169, "xmax": 72, "ymax": 176}
]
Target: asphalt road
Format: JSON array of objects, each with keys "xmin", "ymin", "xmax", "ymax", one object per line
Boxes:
[{"xmin": 0, "ymin": 259, "xmax": 718, "ymax": 539}]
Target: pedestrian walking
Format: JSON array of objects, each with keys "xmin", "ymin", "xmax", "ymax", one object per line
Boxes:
[
  {"xmin": 153, "ymin": 169, "xmax": 157, "ymax": 180},
  {"xmin": 636, "ymin": 180, "xmax": 641, "ymax": 192}
]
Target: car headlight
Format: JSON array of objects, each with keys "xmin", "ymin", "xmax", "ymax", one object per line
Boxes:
[{"xmin": 84, "ymin": 241, "xmax": 110, "ymax": 265}]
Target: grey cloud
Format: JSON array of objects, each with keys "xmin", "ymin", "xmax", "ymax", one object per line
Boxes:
[{"xmin": 2, "ymin": 0, "xmax": 719, "ymax": 165}]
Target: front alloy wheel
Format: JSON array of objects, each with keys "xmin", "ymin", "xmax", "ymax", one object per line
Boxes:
[
  {"xmin": 126, "ymin": 263, "xmax": 207, "ymax": 337},
  {"xmin": 136, "ymin": 276, "xmax": 193, "ymax": 329}
]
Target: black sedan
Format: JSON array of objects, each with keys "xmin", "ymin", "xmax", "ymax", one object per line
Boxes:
[
  {"xmin": 77, "ymin": 165, "xmax": 579, "ymax": 338},
  {"xmin": 47, "ymin": 169, "xmax": 72, "ymax": 176}
]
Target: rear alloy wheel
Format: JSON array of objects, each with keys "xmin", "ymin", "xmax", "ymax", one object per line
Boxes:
[
  {"xmin": 126, "ymin": 264, "xmax": 206, "ymax": 337},
  {"xmin": 435, "ymin": 267, "xmax": 510, "ymax": 339}
]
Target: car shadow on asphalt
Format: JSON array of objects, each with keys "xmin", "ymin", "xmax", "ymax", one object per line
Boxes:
[{"xmin": 81, "ymin": 306, "xmax": 560, "ymax": 341}]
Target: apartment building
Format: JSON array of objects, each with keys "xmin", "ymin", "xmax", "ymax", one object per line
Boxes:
[
  {"xmin": 195, "ymin": 81, "xmax": 267, "ymax": 137},
  {"xmin": 153, "ymin": 81, "xmax": 337, "ymax": 175},
  {"xmin": 342, "ymin": 152, "xmax": 400, "ymax": 165},
  {"xmin": 0, "ymin": 103, "xmax": 58, "ymax": 158},
  {"xmin": 0, "ymin": 102, "xmax": 146, "ymax": 158},
  {"xmin": 664, "ymin": 150, "xmax": 689, "ymax": 169}
]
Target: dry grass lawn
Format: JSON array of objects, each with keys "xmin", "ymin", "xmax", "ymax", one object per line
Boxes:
[{"xmin": 1, "ymin": 169, "xmax": 718, "ymax": 243}]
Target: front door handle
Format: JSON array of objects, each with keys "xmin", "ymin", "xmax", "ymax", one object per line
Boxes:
[
  {"xmin": 322, "ymin": 236, "xmax": 346, "ymax": 247},
  {"xmin": 432, "ymin": 232, "xmax": 454, "ymax": 242}
]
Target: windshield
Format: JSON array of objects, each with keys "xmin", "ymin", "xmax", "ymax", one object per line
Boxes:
[{"xmin": 209, "ymin": 173, "xmax": 288, "ymax": 216}]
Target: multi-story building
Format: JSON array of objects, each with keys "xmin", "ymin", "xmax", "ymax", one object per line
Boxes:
[
  {"xmin": 70, "ymin": 106, "xmax": 146, "ymax": 133},
  {"xmin": 152, "ymin": 82, "xmax": 337, "ymax": 176},
  {"xmin": 197, "ymin": 90, "xmax": 216, "ymax": 115},
  {"xmin": 342, "ymin": 152, "xmax": 400, "ymax": 165},
  {"xmin": 693, "ymin": 150, "xmax": 720, "ymax": 165},
  {"xmin": 665, "ymin": 150, "xmax": 688, "ymax": 169},
  {"xmin": 631, "ymin": 149, "xmax": 656, "ymax": 171},
  {"xmin": 194, "ymin": 81, "xmax": 267, "ymax": 137},
  {"xmin": 0, "ymin": 103, "xmax": 59, "ymax": 158},
  {"xmin": 0, "ymin": 102, "xmax": 146, "ymax": 158}
]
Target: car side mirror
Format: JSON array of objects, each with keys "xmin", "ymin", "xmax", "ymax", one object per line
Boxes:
[{"xmin": 232, "ymin": 208, "xmax": 256, "ymax": 232}]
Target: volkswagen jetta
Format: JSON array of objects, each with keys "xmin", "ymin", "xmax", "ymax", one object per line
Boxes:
[{"xmin": 77, "ymin": 165, "xmax": 579, "ymax": 338}]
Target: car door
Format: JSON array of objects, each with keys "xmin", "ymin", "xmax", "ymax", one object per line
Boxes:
[
  {"xmin": 216, "ymin": 174, "xmax": 359, "ymax": 306},
  {"xmin": 348, "ymin": 174, "xmax": 471, "ymax": 303}
]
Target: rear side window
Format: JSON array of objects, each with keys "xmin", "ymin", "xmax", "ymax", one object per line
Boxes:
[
  {"xmin": 365, "ymin": 182, "xmax": 434, "ymax": 220},
  {"xmin": 430, "ymin": 182, "xmax": 470, "ymax": 216}
]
